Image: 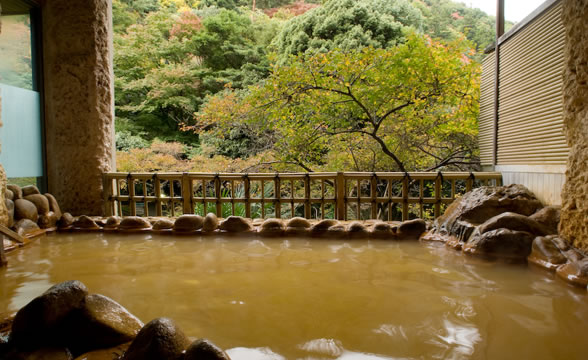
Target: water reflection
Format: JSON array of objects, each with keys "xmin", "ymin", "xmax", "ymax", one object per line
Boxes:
[
  {"xmin": 427, "ymin": 320, "xmax": 481, "ymax": 359},
  {"xmin": 0, "ymin": 233, "xmax": 587, "ymax": 359}
]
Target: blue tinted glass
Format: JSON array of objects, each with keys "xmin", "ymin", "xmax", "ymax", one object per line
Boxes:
[
  {"xmin": 0, "ymin": 15, "xmax": 33, "ymax": 90},
  {"xmin": 0, "ymin": 83, "xmax": 43, "ymax": 177}
]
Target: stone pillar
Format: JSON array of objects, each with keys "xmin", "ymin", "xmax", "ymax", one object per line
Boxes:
[
  {"xmin": 560, "ymin": 0, "xmax": 588, "ymax": 251},
  {"xmin": 42, "ymin": 0, "xmax": 115, "ymax": 215},
  {"xmin": 0, "ymin": 1, "xmax": 8, "ymax": 266}
]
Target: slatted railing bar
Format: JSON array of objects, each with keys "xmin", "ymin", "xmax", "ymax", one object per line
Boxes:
[
  {"xmin": 244, "ymin": 176, "xmax": 251, "ymax": 219},
  {"xmin": 320, "ymin": 180, "xmax": 324, "ymax": 219},
  {"xmin": 402, "ymin": 177, "xmax": 409, "ymax": 221},
  {"xmin": 104, "ymin": 172, "xmax": 502, "ymax": 219},
  {"xmin": 451, "ymin": 180, "xmax": 456, "ymax": 199},
  {"xmin": 129, "ymin": 177, "xmax": 136, "ymax": 217},
  {"xmin": 434, "ymin": 176, "xmax": 441, "ymax": 218}
]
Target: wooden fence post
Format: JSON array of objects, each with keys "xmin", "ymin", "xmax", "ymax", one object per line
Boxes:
[
  {"xmin": 336, "ymin": 172, "xmax": 345, "ymax": 220},
  {"xmin": 129, "ymin": 175, "xmax": 136, "ymax": 216},
  {"xmin": 244, "ymin": 176, "xmax": 251, "ymax": 218},
  {"xmin": 304, "ymin": 174, "xmax": 311, "ymax": 219},
  {"xmin": 274, "ymin": 176, "xmax": 281, "ymax": 218},
  {"xmin": 434, "ymin": 175, "xmax": 441, "ymax": 218},
  {"xmin": 182, "ymin": 173, "xmax": 192, "ymax": 214},
  {"xmin": 154, "ymin": 174, "xmax": 162, "ymax": 216},
  {"xmin": 402, "ymin": 176, "xmax": 409, "ymax": 221},
  {"xmin": 102, "ymin": 174, "xmax": 112, "ymax": 217},
  {"xmin": 371, "ymin": 175, "xmax": 377, "ymax": 220},
  {"xmin": 214, "ymin": 175, "xmax": 222, "ymax": 217}
]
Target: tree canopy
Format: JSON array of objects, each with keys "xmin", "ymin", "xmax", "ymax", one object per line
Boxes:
[
  {"xmin": 194, "ymin": 34, "xmax": 480, "ymax": 172},
  {"xmin": 272, "ymin": 0, "xmax": 424, "ymax": 63},
  {"xmin": 111, "ymin": 0, "xmax": 501, "ymax": 172}
]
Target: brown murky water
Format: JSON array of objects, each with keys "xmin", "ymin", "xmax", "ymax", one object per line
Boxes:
[{"xmin": 1, "ymin": 233, "xmax": 587, "ymax": 360}]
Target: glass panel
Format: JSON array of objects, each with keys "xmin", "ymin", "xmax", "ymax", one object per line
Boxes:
[
  {"xmin": 0, "ymin": 83, "xmax": 43, "ymax": 178},
  {"xmin": 0, "ymin": 15, "xmax": 33, "ymax": 90}
]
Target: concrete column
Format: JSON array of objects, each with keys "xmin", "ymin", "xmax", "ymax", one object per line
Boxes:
[
  {"xmin": 42, "ymin": 0, "xmax": 115, "ymax": 215},
  {"xmin": 560, "ymin": 0, "xmax": 588, "ymax": 251}
]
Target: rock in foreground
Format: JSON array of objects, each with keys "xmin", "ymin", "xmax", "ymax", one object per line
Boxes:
[
  {"xmin": 422, "ymin": 184, "xmax": 543, "ymax": 244},
  {"xmin": 62, "ymin": 294, "xmax": 143, "ymax": 356},
  {"xmin": 122, "ymin": 318, "xmax": 191, "ymax": 360},
  {"xmin": 219, "ymin": 216, "xmax": 253, "ymax": 233},
  {"xmin": 10, "ymin": 281, "xmax": 89, "ymax": 350},
  {"xmin": 185, "ymin": 339, "xmax": 231, "ymax": 360},
  {"xmin": 463, "ymin": 229, "xmax": 535, "ymax": 261}
]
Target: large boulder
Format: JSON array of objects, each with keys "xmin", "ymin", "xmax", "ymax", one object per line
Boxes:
[
  {"xmin": 104, "ymin": 216, "xmax": 122, "ymax": 229},
  {"xmin": 24, "ymin": 194, "xmax": 50, "ymax": 215},
  {"xmin": 6, "ymin": 188, "xmax": 14, "ymax": 201},
  {"xmin": 325, "ymin": 224, "xmax": 348, "ymax": 238},
  {"xmin": 119, "ymin": 217, "xmax": 152, "ymax": 230},
  {"xmin": 121, "ymin": 318, "xmax": 190, "ymax": 360},
  {"xmin": 258, "ymin": 218, "xmax": 285, "ymax": 236},
  {"xmin": 6, "ymin": 199, "xmax": 14, "ymax": 228},
  {"xmin": 463, "ymin": 229, "xmax": 535, "ymax": 261},
  {"xmin": 9, "ymin": 281, "xmax": 89, "ymax": 350},
  {"xmin": 38, "ymin": 212, "xmax": 59, "ymax": 229},
  {"xmin": 202, "ymin": 213, "xmax": 219, "ymax": 232},
  {"xmin": 174, "ymin": 215, "xmax": 204, "ymax": 232},
  {"xmin": 72, "ymin": 215, "xmax": 100, "ymax": 230},
  {"xmin": 14, "ymin": 219, "xmax": 40, "ymax": 237},
  {"xmin": 62, "ymin": 294, "xmax": 143, "ymax": 356},
  {"xmin": 22, "ymin": 185, "xmax": 41, "ymax": 197},
  {"xmin": 58, "ymin": 213, "xmax": 75, "ymax": 229},
  {"xmin": 478, "ymin": 212, "xmax": 554, "ymax": 236},
  {"xmin": 529, "ymin": 205, "xmax": 561, "ymax": 235},
  {"xmin": 310, "ymin": 219, "xmax": 338, "ymax": 236},
  {"xmin": 3, "ymin": 347, "xmax": 73, "ymax": 360},
  {"xmin": 14, "ymin": 199, "xmax": 39, "ymax": 223},
  {"xmin": 397, "ymin": 219, "xmax": 427, "ymax": 240},
  {"xmin": 287, "ymin": 217, "xmax": 312, "ymax": 229},
  {"xmin": 528, "ymin": 236, "xmax": 568, "ymax": 271},
  {"xmin": 285, "ymin": 217, "xmax": 312, "ymax": 235},
  {"xmin": 370, "ymin": 221, "xmax": 395, "ymax": 238},
  {"xmin": 184, "ymin": 339, "xmax": 231, "ymax": 360},
  {"xmin": 7, "ymin": 184, "xmax": 23, "ymax": 200},
  {"xmin": 556, "ymin": 258, "xmax": 588, "ymax": 288},
  {"xmin": 422, "ymin": 184, "xmax": 543, "ymax": 244},
  {"xmin": 219, "ymin": 216, "xmax": 253, "ymax": 233},
  {"xmin": 44, "ymin": 194, "xmax": 63, "ymax": 219},
  {"xmin": 152, "ymin": 218, "xmax": 174, "ymax": 231},
  {"xmin": 347, "ymin": 221, "xmax": 369, "ymax": 238}
]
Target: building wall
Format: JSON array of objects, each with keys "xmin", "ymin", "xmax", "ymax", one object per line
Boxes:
[
  {"xmin": 42, "ymin": 0, "xmax": 115, "ymax": 215},
  {"xmin": 560, "ymin": 0, "xmax": 588, "ymax": 251},
  {"xmin": 478, "ymin": 0, "xmax": 568, "ymax": 205},
  {"xmin": 497, "ymin": 165, "xmax": 565, "ymax": 205},
  {"xmin": 478, "ymin": 54, "xmax": 495, "ymax": 166}
]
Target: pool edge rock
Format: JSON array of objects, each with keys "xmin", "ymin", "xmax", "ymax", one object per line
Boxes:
[{"xmin": 121, "ymin": 318, "xmax": 190, "ymax": 360}]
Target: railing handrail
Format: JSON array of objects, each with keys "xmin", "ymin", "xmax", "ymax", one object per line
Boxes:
[{"xmin": 103, "ymin": 171, "xmax": 502, "ymax": 221}]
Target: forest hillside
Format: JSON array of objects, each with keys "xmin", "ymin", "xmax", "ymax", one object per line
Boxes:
[{"xmin": 113, "ymin": 0, "xmax": 510, "ymax": 173}]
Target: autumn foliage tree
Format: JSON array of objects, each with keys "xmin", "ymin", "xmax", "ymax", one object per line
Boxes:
[{"xmin": 195, "ymin": 33, "xmax": 480, "ymax": 172}]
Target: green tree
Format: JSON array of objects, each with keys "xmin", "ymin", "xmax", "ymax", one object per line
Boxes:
[
  {"xmin": 197, "ymin": 34, "xmax": 480, "ymax": 172},
  {"xmin": 114, "ymin": 7, "xmax": 276, "ymax": 145},
  {"xmin": 272, "ymin": 0, "xmax": 424, "ymax": 63}
]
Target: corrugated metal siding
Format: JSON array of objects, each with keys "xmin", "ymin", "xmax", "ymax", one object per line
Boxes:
[
  {"xmin": 478, "ymin": 54, "xmax": 495, "ymax": 166},
  {"xmin": 501, "ymin": 170, "xmax": 565, "ymax": 205},
  {"xmin": 497, "ymin": 3, "xmax": 568, "ymax": 165}
]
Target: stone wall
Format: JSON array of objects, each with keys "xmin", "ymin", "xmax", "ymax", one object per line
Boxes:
[
  {"xmin": 42, "ymin": 0, "xmax": 115, "ymax": 215},
  {"xmin": 560, "ymin": 0, "xmax": 588, "ymax": 251}
]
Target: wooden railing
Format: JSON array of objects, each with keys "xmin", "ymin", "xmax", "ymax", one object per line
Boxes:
[{"xmin": 103, "ymin": 172, "xmax": 502, "ymax": 221}]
